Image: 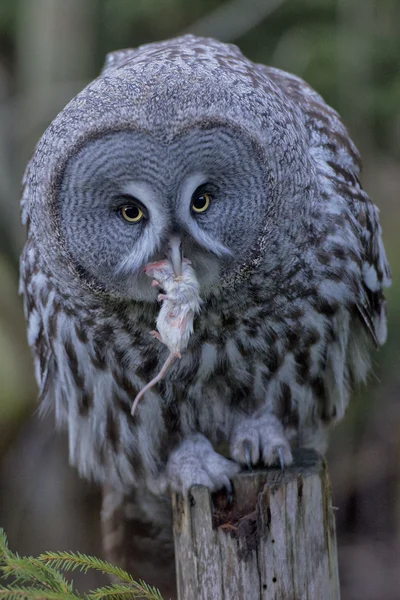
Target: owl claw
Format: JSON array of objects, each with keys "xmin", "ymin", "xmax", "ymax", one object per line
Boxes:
[
  {"xmin": 230, "ymin": 413, "xmax": 293, "ymax": 470},
  {"xmin": 277, "ymin": 446, "xmax": 285, "ymax": 471},
  {"xmin": 224, "ymin": 480, "xmax": 233, "ymax": 505},
  {"xmin": 243, "ymin": 441, "xmax": 253, "ymax": 471},
  {"xmin": 164, "ymin": 433, "xmax": 240, "ymax": 496}
]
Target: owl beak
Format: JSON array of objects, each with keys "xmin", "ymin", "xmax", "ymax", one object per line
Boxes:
[{"xmin": 167, "ymin": 235, "xmax": 183, "ymax": 277}]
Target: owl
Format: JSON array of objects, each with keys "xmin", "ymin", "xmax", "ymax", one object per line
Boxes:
[{"xmin": 19, "ymin": 35, "xmax": 391, "ymax": 595}]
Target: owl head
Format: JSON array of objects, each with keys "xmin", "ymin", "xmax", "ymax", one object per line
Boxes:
[{"xmin": 24, "ymin": 35, "xmax": 314, "ymax": 303}]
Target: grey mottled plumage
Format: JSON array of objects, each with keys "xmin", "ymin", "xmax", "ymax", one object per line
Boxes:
[{"xmin": 19, "ymin": 35, "xmax": 390, "ymax": 595}]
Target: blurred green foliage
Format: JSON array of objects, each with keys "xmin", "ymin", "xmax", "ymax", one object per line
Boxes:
[
  {"xmin": 0, "ymin": 0, "xmax": 399, "ymax": 155},
  {"xmin": 80, "ymin": 0, "xmax": 400, "ymax": 159}
]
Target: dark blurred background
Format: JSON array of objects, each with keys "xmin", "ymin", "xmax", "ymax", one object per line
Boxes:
[{"xmin": 0, "ymin": 1, "xmax": 399, "ymax": 598}]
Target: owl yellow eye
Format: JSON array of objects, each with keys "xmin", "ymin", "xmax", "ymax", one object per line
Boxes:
[
  {"xmin": 120, "ymin": 205, "xmax": 144, "ymax": 223},
  {"xmin": 192, "ymin": 192, "xmax": 211, "ymax": 213}
]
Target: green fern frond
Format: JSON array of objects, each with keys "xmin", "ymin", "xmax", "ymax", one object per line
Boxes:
[
  {"xmin": 0, "ymin": 530, "xmax": 10, "ymax": 558},
  {"xmin": 0, "ymin": 530, "xmax": 75, "ymax": 597},
  {"xmin": 0, "ymin": 584, "xmax": 81, "ymax": 600},
  {"xmin": 86, "ymin": 582, "xmax": 163, "ymax": 599},
  {"xmin": 0, "ymin": 529, "xmax": 165, "ymax": 600},
  {"xmin": 2, "ymin": 557, "xmax": 74, "ymax": 595},
  {"xmin": 133, "ymin": 581, "xmax": 164, "ymax": 600},
  {"xmin": 38, "ymin": 552, "xmax": 135, "ymax": 584}
]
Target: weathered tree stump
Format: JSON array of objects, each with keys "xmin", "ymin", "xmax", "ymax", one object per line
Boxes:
[{"xmin": 172, "ymin": 449, "xmax": 340, "ymax": 600}]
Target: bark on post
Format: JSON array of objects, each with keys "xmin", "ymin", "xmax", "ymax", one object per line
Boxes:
[{"xmin": 172, "ymin": 449, "xmax": 340, "ymax": 600}]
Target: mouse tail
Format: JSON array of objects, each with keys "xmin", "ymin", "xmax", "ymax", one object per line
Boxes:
[{"xmin": 131, "ymin": 352, "xmax": 180, "ymax": 417}]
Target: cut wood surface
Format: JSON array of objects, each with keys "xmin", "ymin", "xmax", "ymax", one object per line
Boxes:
[{"xmin": 172, "ymin": 449, "xmax": 340, "ymax": 600}]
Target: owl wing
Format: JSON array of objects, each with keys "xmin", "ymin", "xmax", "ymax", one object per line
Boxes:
[
  {"xmin": 20, "ymin": 154, "xmax": 66, "ymax": 416},
  {"xmin": 258, "ymin": 65, "xmax": 391, "ymax": 347},
  {"xmin": 19, "ymin": 233, "xmax": 60, "ymax": 417}
]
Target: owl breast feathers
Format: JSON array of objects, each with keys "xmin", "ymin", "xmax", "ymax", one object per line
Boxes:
[{"xmin": 20, "ymin": 34, "xmax": 390, "ymax": 496}]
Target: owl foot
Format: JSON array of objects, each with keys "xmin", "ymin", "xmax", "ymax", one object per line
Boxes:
[
  {"xmin": 159, "ymin": 433, "xmax": 240, "ymax": 496},
  {"xmin": 230, "ymin": 413, "xmax": 293, "ymax": 469}
]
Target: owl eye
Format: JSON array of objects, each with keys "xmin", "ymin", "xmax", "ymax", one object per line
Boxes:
[
  {"xmin": 120, "ymin": 205, "xmax": 144, "ymax": 223},
  {"xmin": 191, "ymin": 192, "xmax": 211, "ymax": 213}
]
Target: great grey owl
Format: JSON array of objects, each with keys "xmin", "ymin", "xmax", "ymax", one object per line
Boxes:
[{"xmin": 19, "ymin": 34, "xmax": 391, "ymax": 595}]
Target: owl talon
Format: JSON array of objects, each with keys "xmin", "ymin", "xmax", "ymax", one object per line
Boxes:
[
  {"xmin": 164, "ymin": 433, "xmax": 240, "ymax": 496},
  {"xmin": 243, "ymin": 441, "xmax": 253, "ymax": 471},
  {"xmin": 230, "ymin": 413, "xmax": 293, "ymax": 469},
  {"xmin": 277, "ymin": 446, "xmax": 285, "ymax": 471},
  {"xmin": 225, "ymin": 481, "xmax": 233, "ymax": 505}
]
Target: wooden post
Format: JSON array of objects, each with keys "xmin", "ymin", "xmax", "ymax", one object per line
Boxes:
[{"xmin": 172, "ymin": 449, "xmax": 340, "ymax": 600}]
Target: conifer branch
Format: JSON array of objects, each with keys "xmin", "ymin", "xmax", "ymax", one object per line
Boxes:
[
  {"xmin": 38, "ymin": 552, "xmax": 135, "ymax": 584},
  {"xmin": 0, "ymin": 529, "xmax": 164, "ymax": 600},
  {"xmin": 86, "ymin": 582, "xmax": 163, "ymax": 599}
]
